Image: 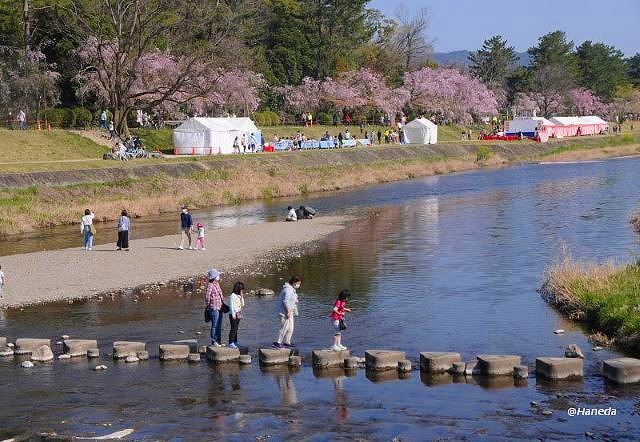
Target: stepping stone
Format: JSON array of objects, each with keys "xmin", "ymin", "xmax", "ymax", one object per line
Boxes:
[
  {"xmin": 63, "ymin": 339, "xmax": 98, "ymax": 357},
  {"xmin": 513, "ymin": 365, "xmax": 528, "ymax": 379},
  {"xmin": 0, "ymin": 337, "xmax": 6, "ymax": 348},
  {"xmin": 254, "ymin": 288, "xmax": 275, "ymax": 296},
  {"xmin": 136, "ymin": 351, "xmax": 150, "ymax": 360},
  {"xmin": 0, "ymin": 348, "xmax": 14, "ymax": 357},
  {"xmin": 420, "ymin": 352, "xmax": 461, "ymax": 373},
  {"xmin": 258, "ymin": 348, "xmax": 292, "ymax": 366},
  {"xmin": 344, "ymin": 357, "xmax": 359, "ymax": 369},
  {"xmin": 159, "ymin": 344, "xmax": 190, "ymax": 361},
  {"xmin": 206, "ymin": 346, "xmax": 240, "ymax": 363},
  {"xmin": 465, "ymin": 361, "xmax": 480, "ymax": 376},
  {"xmin": 188, "ymin": 353, "xmax": 201, "ymax": 362},
  {"xmin": 312, "ymin": 349, "xmax": 350, "ymax": 368},
  {"xmin": 602, "ymin": 357, "xmax": 640, "ymax": 384},
  {"xmin": 113, "ymin": 341, "xmax": 146, "ymax": 359},
  {"xmin": 536, "ymin": 357, "xmax": 583, "ymax": 380},
  {"xmin": 172, "ymin": 339, "xmax": 199, "ymax": 353},
  {"xmin": 289, "ymin": 355, "xmax": 303, "ymax": 367},
  {"xmin": 365, "ymin": 350, "xmax": 406, "ymax": 371},
  {"xmin": 15, "ymin": 338, "xmax": 51, "ymax": 355},
  {"xmin": 398, "ymin": 359, "xmax": 412, "ymax": 373},
  {"xmin": 449, "ymin": 361, "xmax": 466, "ymax": 375},
  {"xmin": 477, "ymin": 354, "xmax": 522, "ymax": 376},
  {"xmin": 30, "ymin": 345, "xmax": 54, "ymax": 362},
  {"xmin": 239, "ymin": 354, "xmax": 252, "ymax": 365}
]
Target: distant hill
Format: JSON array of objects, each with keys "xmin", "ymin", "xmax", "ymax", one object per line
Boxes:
[{"xmin": 433, "ymin": 50, "xmax": 531, "ymax": 67}]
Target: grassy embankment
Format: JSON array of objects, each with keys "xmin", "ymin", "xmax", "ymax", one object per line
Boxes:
[
  {"xmin": 540, "ymin": 254, "xmax": 640, "ymax": 354},
  {"xmin": 0, "ymin": 125, "xmax": 639, "ymax": 235}
]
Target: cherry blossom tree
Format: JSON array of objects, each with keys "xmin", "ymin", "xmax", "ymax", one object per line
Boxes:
[
  {"xmin": 70, "ymin": 0, "xmax": 250, "ymax": 136},
  {"xmin": 277, "ymin": 77, "xmax": 322, "ymax": 112},
  {"xmin": 403, "ymin": 67, "xmax": 498, "ymax": 124},
  {"xmin": 567, "ymin": 88, "xmax": 606, "ymax": 115}
]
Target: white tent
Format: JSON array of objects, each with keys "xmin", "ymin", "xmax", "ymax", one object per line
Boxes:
[
  {"xmin": 402, "ymin": 118, "xmax": 438, "ymax": 144},
  {"xmin": 173, "ymin": 117, "xmax": 261, "ymax": 155}
]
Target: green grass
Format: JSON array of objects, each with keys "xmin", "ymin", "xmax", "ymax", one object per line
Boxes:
[
  {"xmin": 541, "ymin": 133, "xmax": 640, "ymax": 157},
  {"xmin": 131, "ymin": 128, "xmax": 173, "ymax": 152},
  {"xmin": 565, "ymin": 264, "xmax": 640, "ymax": 337},
  {"xmin": 542, "ymin": 257, "xmax": 640, "ymax": 353},
  {"xmin": 0, "ymin": 129, "xmax": 108, "ymax": 163}
]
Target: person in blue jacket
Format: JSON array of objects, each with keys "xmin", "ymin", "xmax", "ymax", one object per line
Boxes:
[{"xmin": 179, "ymin": 206, "xmax": 194, "ymax": 250}]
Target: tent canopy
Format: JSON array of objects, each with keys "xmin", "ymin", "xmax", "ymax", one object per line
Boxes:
[
  {"xmin": 549, "ymin": 116, "xmax": 608, "ymax": 126},
  {"xmin": 403, "ymin": 118, "xmax": 438, "ymax": 144},
  {"xmin": 173, "ymin": 117, "xmax": 261, "ymax": 155}
]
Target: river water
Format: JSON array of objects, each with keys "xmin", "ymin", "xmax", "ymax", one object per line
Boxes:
[{"xmin": 2, "ymin": 158, "xmax": 640, "ymax": 440}]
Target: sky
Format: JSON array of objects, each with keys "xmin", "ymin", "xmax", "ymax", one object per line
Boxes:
[{"xmin": 369, "ymin": 0, "xmax": 639, "ymax": 56}]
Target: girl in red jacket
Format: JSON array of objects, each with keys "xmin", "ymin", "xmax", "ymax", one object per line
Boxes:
[{"xmin": 331, "ymin": 289, "xmax": 352, "ymax": 351}]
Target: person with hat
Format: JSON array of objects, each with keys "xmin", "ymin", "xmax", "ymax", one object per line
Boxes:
[{"xmin": 205, "ymin": 269, "xmax": 225, "ymax": 346}]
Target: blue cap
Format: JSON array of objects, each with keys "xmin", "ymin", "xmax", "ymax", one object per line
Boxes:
[{"xmin": 207, "ymin": 269, "xmax": 221, "ymax": 280}]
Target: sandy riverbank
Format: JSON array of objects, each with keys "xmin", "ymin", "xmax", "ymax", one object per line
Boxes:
[{"xmin": 0, "ymin": 216, "xmax": 350, "ymax": 308}]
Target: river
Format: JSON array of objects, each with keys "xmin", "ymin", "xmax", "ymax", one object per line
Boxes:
[{"xmin": 1, "ymin": 157, "xmax": 640, "ymax": 440}]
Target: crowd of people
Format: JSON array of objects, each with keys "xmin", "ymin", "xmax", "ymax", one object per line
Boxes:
[{"xmin": 69, "ymin": 204, "xmax": 350, "ymax": 351}]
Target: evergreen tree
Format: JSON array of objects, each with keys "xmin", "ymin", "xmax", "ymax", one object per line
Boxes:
[
  {"xmin": 469, "ymin": 35, "xmax": 518, "ymax": 91},
  {"xmin": 575, "ymin": 41, "xmax": 628, "ymax": 101},
  {"xmin": 626, "ymin": 53, "xmax": 640, "ymax": 86}
]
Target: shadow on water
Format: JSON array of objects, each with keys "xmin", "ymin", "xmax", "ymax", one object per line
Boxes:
[{"xmin": 2, "ymin": 157, "xmax": 640, "ymax": 438}]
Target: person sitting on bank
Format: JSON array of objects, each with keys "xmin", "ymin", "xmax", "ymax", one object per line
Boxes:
[{"xmin": 285, "ymin": 206, "xmax": 297, "ymax": 222}]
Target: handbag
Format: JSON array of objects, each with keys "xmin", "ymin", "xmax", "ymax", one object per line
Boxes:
[
  {"xmin": 221, "ymin": 302, "xmax": 230, "ymax": 314},
  {"xmin": 204, "ymin": 307, "xmax": 212, "ymax": 323},
  {"xmin": 339, "ymin": 319, "xmax": 347, "ymax": 331}
]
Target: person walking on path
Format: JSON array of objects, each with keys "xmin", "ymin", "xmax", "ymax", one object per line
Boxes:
[
  {"xmin": 80, "ymin": 209, "xmax": 95, "ymax": 251},
  {"xmin": 195, "ymin": 222, "xmax": 206, "ymax": 251},
  {"xmin": 330, "ymin": 289, "xmax": 352, "ymax": 351},
  {"xmin": 100, "ymin": 110, "xmax": 107, "ymax": 129},
  {"xmin": 116, "ymin": 209, "xmax": 130, "ymax": 251},
  {"xmin": 17, "ymin": 109, "xmax": 26, "ymax": 130},
  {"xmin": 108, "ymin": 120, "xmax": 116, "ymax": 139},
  {"xmin": 0, "ymin": 265, "xmax": 5, "ymax": 300},
  {"xmin": 179, "ymin": 206, "xmax": 193, "ymax": 250},
  {"xmin": 273, "ymin": 276, "xmax": 301, "ymax": 349},
  {"xmin": 205, "ymin": 269, "xmax": 225, "ymax": 346},
  {"xmin": 228, "ymin": 281, "xmax": 245, "ymax": 349}
]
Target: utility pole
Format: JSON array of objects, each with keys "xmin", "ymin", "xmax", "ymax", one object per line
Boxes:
[{"xmin": 23, "ymin": 0, "xmax": 30, "ymax": 112}]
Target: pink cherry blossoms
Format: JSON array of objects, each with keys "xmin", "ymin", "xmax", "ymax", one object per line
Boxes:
[{"xmin": 403, "ymin": 67, "xmax": 499, "ymax": 124}]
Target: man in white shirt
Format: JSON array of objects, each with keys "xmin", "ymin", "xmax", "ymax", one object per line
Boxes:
[
  {"xmin": 0, "ymin": 265, "xmax": 6, "ymax": 299},
  {"xmin": 17, "ymin": 110, "xmax": 26, "ymax": 130}
]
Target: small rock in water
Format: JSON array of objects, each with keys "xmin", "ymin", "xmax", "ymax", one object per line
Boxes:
[
  {"xmin": 592, "ymin": 346, "xmax": 604, "ymax": 351},
  {"xmin": 136, "ymin": 351, "xmax": 150, "ymax": 360},
  {"xmin": 554, "ymin": 329, "xmax": 565, "ymax": 334},
  {"xmin": 6, "ymin": 343, "xmax": 14, "ymax": 348},
  {"xmin": 93, "ymin": 364, "xmax": 108, "ymax": 371},
  {"xmin": 0, "ymin": 348, "xmax": 15, "ymax": 357},
  {"xmin": 530, "ymin": 401, "xmax": 539, "ymax": 407},
  {"xmin": 585, "ymin": 431, "xmax": 595, "ymax": 438},
  {"xmin": 125, "ymin": 355, "xmax": 140, "ymax": 363},
  {"xmin": 196, "ymin": 331, "xmax": 202, "ymax": 335},
  {"xmin": 178, "ymin": 331, "xmax": 185, "ymax": 334},
  {"xmin": 188, "ymin": 353, "xmax": 201, "ymax": 363},
  {"xmin": 541, "ymin": 410, "xmax": 553, "ymax": 416},
  {"xmin": 21, "ymin": 361, "xmax": 34, "ymax": 368},
  {"xmin": 564, "ymin": 344, "xmax": 584, "ymax": 359},
  {"xmin": 58, "ymin": 354, "xmax": 72, "ymax": 360}
]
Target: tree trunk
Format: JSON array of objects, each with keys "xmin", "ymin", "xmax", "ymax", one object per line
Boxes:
[{"xmin": 113, "ymin": 107, "xmax": 130, "ymax": 139}]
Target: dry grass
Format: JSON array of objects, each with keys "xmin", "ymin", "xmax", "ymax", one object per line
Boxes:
[
  {"xmin": 540, "ymin": 251, "xmax": 640, "ymax": 353},
  {"xmin": 0, "ymin": 154, "xmax": 481, "ymax": 234}
]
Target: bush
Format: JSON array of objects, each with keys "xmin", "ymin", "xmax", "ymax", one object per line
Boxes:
[
  {"xmin": 74, "ymin": 107, "xmax": 93, "ymax": 128},
  {"xmin": 43, "ymin": 108, "xmax": 65, "ymax": 127},
  {"xmin": 253, "ymin": 111, "xmax": 280, "ymax": 126},
  {"xmin": 62, "ymin": 108, "xmax": 76, "ymax": 128},
  {"xmin": 317, "ymin": 112, "xmax": 333, "ymax": 125}
]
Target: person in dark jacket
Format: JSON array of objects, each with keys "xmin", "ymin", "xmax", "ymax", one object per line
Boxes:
[{"xmin": 179, "ymin": 206, "xmax": 194, "ymax": 250}]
